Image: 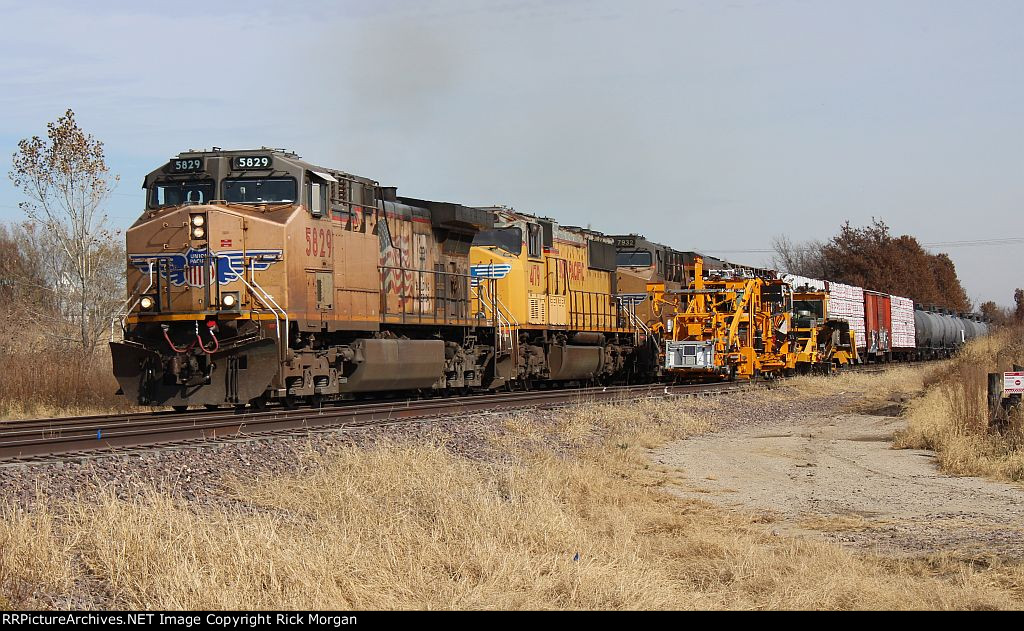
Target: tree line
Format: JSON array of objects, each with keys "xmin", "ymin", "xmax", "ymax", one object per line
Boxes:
[{"xmin": 771, "ymin": 219, "xmax": 1001, "ymax": 316}]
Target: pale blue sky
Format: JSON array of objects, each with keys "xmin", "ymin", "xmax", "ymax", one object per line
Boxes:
[{"xmin": 1, "ymin": 0, "xmax": 1020, "ymax": 305}]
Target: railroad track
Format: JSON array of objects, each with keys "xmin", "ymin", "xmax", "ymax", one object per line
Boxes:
[{"xmin": 0, "ymin": 381, "xmax": 747, "ymax": 463}]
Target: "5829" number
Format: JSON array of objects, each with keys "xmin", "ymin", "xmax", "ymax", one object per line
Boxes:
[{"xmin": 306, "ymin": 226, "xmax": 333, "ymax": 259}]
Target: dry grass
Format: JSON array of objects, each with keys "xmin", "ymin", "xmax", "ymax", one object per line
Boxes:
[
  {"xmin": 3, "ymin": 393, "xmax": 1024, "ymax": 609},
  {"xmin": 895, "ymin": 327, "xmax": 1024, "ymax": 482},
  {"xmin": 784, "ymin": 365, "xmax": 927, "ymax": 402},
  {"xmin": 0, "ymin": 350, "xmax": 138, "ymax": 420},
  {"xmin": 797, "ymin": 514, "xmax": 882, "ymax": 533}
]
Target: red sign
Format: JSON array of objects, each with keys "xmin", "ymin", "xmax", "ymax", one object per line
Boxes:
[
  {"xmin": 1004, "ymin": 372, "xmax": 1024, "ymax": 394},
  {"xmin": 220, "ymin": 239, "xmax": 232, "ymax": 248}
]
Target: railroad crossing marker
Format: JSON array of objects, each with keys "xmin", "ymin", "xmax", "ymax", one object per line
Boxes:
[{"xmin": 1004, "ymin": 372, "xmax": 1024, "ymax": 394}]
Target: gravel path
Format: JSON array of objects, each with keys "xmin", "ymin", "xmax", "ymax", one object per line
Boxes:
[{"xmin": 651, "ymin": 396, "xmax": 1024, "ymax": 560}]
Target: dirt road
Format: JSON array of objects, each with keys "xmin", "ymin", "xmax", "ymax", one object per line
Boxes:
[{"xmin": 652, "ymin": 401, "xmax": 1024, "ymax": 559}]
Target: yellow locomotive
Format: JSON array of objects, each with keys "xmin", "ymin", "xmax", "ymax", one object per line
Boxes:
[{"xmin": 470, "ymin": 208, "xmax": 641, "ymax": 387}]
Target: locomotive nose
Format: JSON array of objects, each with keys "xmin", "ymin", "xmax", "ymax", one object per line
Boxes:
[{"xmin": 127, "ymin": 204, "xmax": 248, "ymax": 313}]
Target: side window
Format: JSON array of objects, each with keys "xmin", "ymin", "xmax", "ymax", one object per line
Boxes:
[
  {"xmin": 527, "ymin": 223, "xmax": 543, "ymax": 258},
  {"xmin": 309, "ymin": 182, "xmax": 325, "ymax": 218}
]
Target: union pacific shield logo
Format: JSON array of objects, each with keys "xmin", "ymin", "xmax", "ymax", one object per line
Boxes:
[{"xmin": 129, "ymin": 248, "xmax": 283, "ymax": 287}]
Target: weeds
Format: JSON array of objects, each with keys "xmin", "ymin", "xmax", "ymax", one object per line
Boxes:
[
  {"xmin": 2, "ymin": 386, "xmax": 1023, "ymax": 609},
  {"xmin": 895, "ymin": 326, "xmax": 1024, "ymax": 482},
  {"xmin": 0, "ymin": 350, "xmax": 136, "ymax": 420}
]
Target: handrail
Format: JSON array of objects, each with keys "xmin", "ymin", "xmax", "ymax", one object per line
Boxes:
[
  {"xmin": 245, "ymin": 260, "xmax": 288, "ymax": 361},
  {"xmin": 472, "ymin": 278, "xmax": 516, "ymax": 357},
  {"xmin": 110, "ymin": 261, "xmax": 155, "ymax": 342}
]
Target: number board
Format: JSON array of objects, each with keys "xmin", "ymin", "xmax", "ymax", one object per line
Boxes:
[
  {"xmin": 614, "ymin": 236, "xmax": 636, "ymax": 248},
  {"xmin": 232, "ymin": 155, "xmax": 273, "ymax": 170},
  {"xmin": 170, "ymin": 158, "xmax": 203, "ymax": 173}
]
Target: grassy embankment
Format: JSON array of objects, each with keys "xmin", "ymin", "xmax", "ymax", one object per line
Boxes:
[
  {"xmin": 3, "ymin": 367, "xmax": 1024, "ymax": 609},
  {"xmin": 0, "ymin": 350, "xmax": 134, "ymax": 420},
  {"xmin": 896, "ymin": 326, "xmax": 1024, "ymax": 482}
]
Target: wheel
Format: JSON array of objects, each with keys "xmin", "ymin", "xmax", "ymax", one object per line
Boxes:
[
  {"xmin": 204, "ymin": 404, "xmax": 220, "ymax": 411},
  {"xmin": 172, "ymin": 405, "xmax": 189, "ymax": 413},
  {"xmin": 282, "ymin": 395, "xmax": 299, "ymax": 410},
  {"xmin": 249, "ymin": 397, "xmax": 268, "ymax": 411}
]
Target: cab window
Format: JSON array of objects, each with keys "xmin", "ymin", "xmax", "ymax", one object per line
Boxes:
[
  {"xmin": 527, "ymin": 223, "xmax": 543, "ymax": 258},
  {"xmin": 222, "ymin": 178, "xmax": 296, "ymax": 203},
  {"xmin": 616, "ymin": 250, "xmax": 652, "ymax": 267},
  {"xmin": 306, "ymin": 181, "xmax": 327, "ymax": 217},
  {"xmin": 149, "ymin": 180, "xmax": 214, "ymax": 208}
]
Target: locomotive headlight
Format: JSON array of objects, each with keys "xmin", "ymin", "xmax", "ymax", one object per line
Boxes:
[
  {"xmin": 139, "ymin": 295, "xmax": 156, "ymax": 311},
  {"xmin": 189, "ymin": 213, "xmax": 207, "ymax": 240},
  {"xmin": 220, "ymin": 291, "xmax": 240, "ymax": 310}
]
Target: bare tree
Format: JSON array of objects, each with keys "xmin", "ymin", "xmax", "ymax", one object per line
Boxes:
[
  {"xmin": 8, "ymin": 109, "xmax": 125, "ymax": 353},
  {"xmin": 770, "ymin": 235, "xmax": 827, "ymax": 278}
]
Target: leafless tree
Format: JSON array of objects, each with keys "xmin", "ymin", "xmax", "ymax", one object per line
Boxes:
[
  {"xmin": 8, "ymin": 109, "xmax": 125, "ymax": 353},
  {"xmin": 770, "ymin": 235, "xmax": 827, "ymax": 278}
]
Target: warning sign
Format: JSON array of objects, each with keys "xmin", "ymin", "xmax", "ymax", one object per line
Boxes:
[{"xmin": 1004, "ymin": 372, "xmax": 1024, "ymax": 394}]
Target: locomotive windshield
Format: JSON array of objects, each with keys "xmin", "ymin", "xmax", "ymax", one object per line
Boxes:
[
  {"xmin": 616, "ymin": 250, "xmax": 652, "ymax": 267},
  {"xmin": 149, "ymin": 180, "xmax": 215, "ymax": 208},
  {"xmin": 223, "ymin": 178, "xmax": 297, "ymax": 204},
  {"xmin": 473, "ymin": 227, "xmax": 522, "ymax": 256}
]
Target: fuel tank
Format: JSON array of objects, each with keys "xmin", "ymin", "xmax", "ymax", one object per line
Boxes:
[{"xmin": 548, "ymin": 344, "xmax": 604, "ymax": 380}]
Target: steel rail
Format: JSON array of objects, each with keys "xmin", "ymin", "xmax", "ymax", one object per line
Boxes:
[{"xmin": 0, "ymin": 382, "xmax": 746, "ymax": 462}]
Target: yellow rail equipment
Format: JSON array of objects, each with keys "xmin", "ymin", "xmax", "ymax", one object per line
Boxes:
[
  {"xmin": 650, "ymin": 257, "xmax": 793, "ymax": 381},
  {"xmin": 790, "ymin": 290, "xmax": 858, "ymax": 373}
]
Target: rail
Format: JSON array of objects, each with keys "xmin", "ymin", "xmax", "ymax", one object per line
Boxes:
[
  {"xmin": 472, "ymin": 276, "xmax": 518, "ymax": 357},
  {"xmin": 618, "ymin": 297, "xmax": 651, "ymax": 345},
  {"xmin": 0, "ymin": 381, "xmax": 747, "ymax": 463}
]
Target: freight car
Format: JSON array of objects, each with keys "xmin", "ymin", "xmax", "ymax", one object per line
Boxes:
[
  {"xmin": 913, "ymin": 306, "xmax": 989, "ymax": 359},
  {"xmin": 781, "ymin": 275, "xmax": 989, "ymax": 363},
  {"xmin": 110, "ymin": 149, "xmax": 646, "ymax": 409}
]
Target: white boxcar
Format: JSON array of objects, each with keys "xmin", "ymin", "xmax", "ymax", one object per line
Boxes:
[
  {"xmin": 826, "ymin": 281, "xmax": 866, "ymax": 350},
  {"xmin": 782, "ymin": 274, "xmax": 827, "ymax": 292},
  {"xmin": 890, "ymin": 295, "xmax": 916, "ymax": 350}
]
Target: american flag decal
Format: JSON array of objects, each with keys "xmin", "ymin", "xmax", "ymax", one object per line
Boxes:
[
  {"xmin": 185, "ymin": 262, "xmax": 209, "ymax": 288},
  {"xmin": 129, "ymin": 247, "xmax": 283, "ymax": 288}
]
